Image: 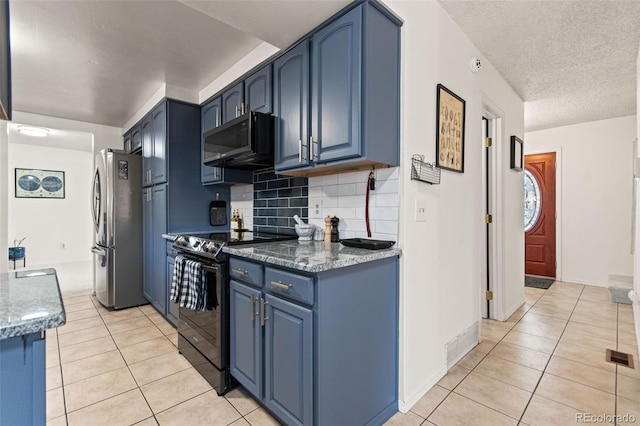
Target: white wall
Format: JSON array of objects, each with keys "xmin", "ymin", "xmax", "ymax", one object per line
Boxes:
[
  {"xmin": 525, "ymin": 115, "xmax": 635, "ymax": 287},
  {"xmin": 8, "ymin": 143, "xmax": 93, "ymax": 266},
  {"xmin": 385, "ymin": 0, "xmax": 524, "ymax": 410}
]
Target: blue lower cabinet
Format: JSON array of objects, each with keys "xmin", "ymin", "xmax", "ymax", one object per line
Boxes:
[
  {"xmin": 264, "ymin": 294, "xmax": 312, "ymax": 426},
  {"xmin": 229, "ymin": 256, "xmax": 398, "ymax": 425},
  {"xmin": 230, "ymin": 280, "xmax": 263, "ymax": 399},
  {"xmin": 0, "ymin": 332, "xmax": 46, "ymax": 425}
]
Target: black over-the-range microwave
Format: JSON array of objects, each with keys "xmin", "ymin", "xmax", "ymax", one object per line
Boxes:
[{"xmin": 203, "ymin": 111, "xmax": 274, "ymax": 170}]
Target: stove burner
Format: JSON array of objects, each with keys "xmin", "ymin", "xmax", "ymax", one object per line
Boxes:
[{"xmin": 173, "ymin": 231, "xmax": 296, "ymax": 260}]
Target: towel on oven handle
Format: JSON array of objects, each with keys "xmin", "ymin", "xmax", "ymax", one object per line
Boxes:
[{"xmin": 170, "ymin": 254, "xmax": 209, "ymax": 311}]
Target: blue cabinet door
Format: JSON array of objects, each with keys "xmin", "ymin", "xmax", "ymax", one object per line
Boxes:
[
  {"xmin": 0, "ymin": 333, "xmax": 46, "ymax": 426},
  {"xmin": 142, "ymin": 188, "xmax": 153, "ymax": 302},
  {"xmin": 230, "ymin": 280, "xmax": 262, "ymax": 399},
  {"xmin": 141, "ymin": 114, "xmax": 153, "ymax": 186},
  {"xmin": 201, "ymin": 97, "xmax": 223, "ymax": 184},
  {"xmin": 264, "ymin": 294, "xmax": 313, "ymax": 426},
  {"xmin": 151, "ymin": 184, "xmax": 167, "ymax": 313},
  {"xmin": 245, "ymin": 64, "xmax": 272, "ymax": 114},
  {"xmin": 152, "ymin": 102, "xmax": 167, "ymax": 185},
  {"xmin": 130, "ymin": 124, "xmax": 142, "ymax": 153},
  {"xmin": 222, "ymin": 82, "xmax": 244, "ymax": 124},
  {"xmin": 274, "ymin": 41, "xmax": 310, "ymax": 171},
  {"xmin": 311, "ymin": 6, "xmax": 362, "ymax": 163}
]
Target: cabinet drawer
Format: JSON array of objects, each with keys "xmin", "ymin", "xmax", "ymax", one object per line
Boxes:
[
  {"xmin": 229, "ymin": 258, "xmax": 263, "ymax": 288},
  {"xmin": 265, "ymin": 267, "xmax": 314, "ymax": 305}
]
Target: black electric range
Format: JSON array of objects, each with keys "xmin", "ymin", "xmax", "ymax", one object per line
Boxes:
[
  {"xmin": 171, "ymin": 229, "xmax": 296, "ymax": 396},
  {"xmin": 173, "ymin": 230, "xmax": 297, "ymax": 262}
]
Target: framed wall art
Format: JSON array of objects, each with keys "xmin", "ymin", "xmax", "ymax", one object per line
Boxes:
[
  {"xmin": 436, "ymin": 84, "xmax": 466, "ymax": 173},
  {"xmin": 510, "ymin": 135, "xmax": 523, "ymax": 171},
  {"xmin": 15, "ymin": 168, "xmax": 65, "ymax": 199}
]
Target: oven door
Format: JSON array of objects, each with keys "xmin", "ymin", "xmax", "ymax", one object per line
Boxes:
[{"xmin": 178, "ymin": 262, "xmax": 227, "ymax": 369}]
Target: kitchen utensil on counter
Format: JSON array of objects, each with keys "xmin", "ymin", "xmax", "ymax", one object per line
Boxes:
[
  {"xmin": 293, "ymin": 214, "xmax": 305, "ymax": 225},
  {"xmin": 324, "ymin": 216, "xmax": 332, "ymax": 243},
  {"xmin": 330, "ymin": 216, "xmax": 340, "ymax": 242},
  {"xmin": 314, "ymin": 227, "xmax": 325, "ymax": 241},
  {"xmin": 340, "ymin": 238, "xmax": 395, "ymax": 250},
  {"xmin": 210, "ymin": 194, "xmax": 227, "ymax": 226},
  {"xmin": 295, "ymin": 224, "xmax": 315, "ymax": 241}
]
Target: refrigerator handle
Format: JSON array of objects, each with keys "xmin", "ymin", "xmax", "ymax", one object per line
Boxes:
[{"xmin": 91, "ymin": 246, "xmax": 106, "ymax": 255}]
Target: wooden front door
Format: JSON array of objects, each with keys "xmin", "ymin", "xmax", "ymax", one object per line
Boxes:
[{"xmin": 524, "ymin": 153, "xmax": 556, "ymax": 277}]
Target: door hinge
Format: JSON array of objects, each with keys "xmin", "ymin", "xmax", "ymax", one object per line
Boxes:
[
  {"xmin": 485, "ymin": 137, "xmax": 492, "ymax": 147},
  {"xmin": 485, "ymin": 214, "xmax": 492, "ymax": 224},
  {"xmin": 486, "ymin": 290, "xmax": 493, "ymax": 300}
]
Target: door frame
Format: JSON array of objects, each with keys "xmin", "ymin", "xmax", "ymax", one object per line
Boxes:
[
  {"xmin": 481, "ymin": 107, "xmax": 501, "ymax": 320},
  {"xmin": 524, "ymin": 147, "xmax": 563, "ymax": 282}
]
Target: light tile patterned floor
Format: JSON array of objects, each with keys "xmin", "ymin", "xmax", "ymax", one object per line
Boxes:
[
  {"xmin": 386, "ymin": 281, "xmax": 640, "ymax": 425},
  {"xmin": 46, "ymin": 292, "xmax": 278, "ymax": 426},
  {"xmin": 48, "ymin": 282, "xmax": 640, "ymax": 425}
]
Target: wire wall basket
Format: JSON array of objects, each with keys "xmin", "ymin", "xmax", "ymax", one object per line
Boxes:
[{"xmin": 411, "ymin": 154, "xmax": 441, "ymax": 185}]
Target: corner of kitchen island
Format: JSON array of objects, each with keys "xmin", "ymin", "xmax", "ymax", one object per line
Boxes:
[{"xmin": 0, "ymin": 268, "xmax": 66, "ymax": 425}]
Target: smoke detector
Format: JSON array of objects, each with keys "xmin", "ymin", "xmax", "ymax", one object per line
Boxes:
[{"xmin": 470, "ymin": 57, "xmax": 482, "ymax": 73}]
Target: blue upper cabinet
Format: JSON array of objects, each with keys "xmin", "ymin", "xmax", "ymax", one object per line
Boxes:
[
  {"xmin": 141, "ymin": 114, "xmax": 153, "ymax": 186},
  {"xmin": 245, "ymin": 64, "xmax": 272, "ymax": 114},
  {"xmin": 151, "ymin": 102, "xmax": 167, "ymax": 185},
  {"xmin": 130, "ymin": 124, "xmax": 142, "ymax": 153},
  {"xmin": 275, "ymin": 2, "xmax": 401, "ymax": 175},
  {"xmin": 274, "ymin": 40, "xmax": 310, "ymax": 170},
  {"xmin": 222, "ymin": 82, "xmax": 245, "ymax": 124},
  {"xmin": 311, "ymin": 6, "xmax": 362, "ymax": 163},
  {"xmin": 201, "ymin": 96, "xmax": 253, "ymax": 185},
  {"xmin": 201, "ymin": 97, "xmax": 222, "ymax": 184}
]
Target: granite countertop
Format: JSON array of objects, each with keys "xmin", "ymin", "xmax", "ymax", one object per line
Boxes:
[
  {"xmin": 162, "ymin": 233, "xmax": 179, "ymax": 241},
  {"xmin": 223, "ymin": 241, "xmax": 401, "ymax": 273},
  {"xmin": 0, "ymin": 268, "xmax": 66, "ymax": 339}
]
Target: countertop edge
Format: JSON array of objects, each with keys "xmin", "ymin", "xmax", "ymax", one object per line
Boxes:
[{"xmin": 223, "ymin": 243, "xmax": 401, "ymax": 273}]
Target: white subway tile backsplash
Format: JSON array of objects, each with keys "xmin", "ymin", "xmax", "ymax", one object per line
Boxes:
[
  {"xmin": 309, "ymin": 174, "xmax": 338, "ymax": 187},
  {"xmin": 375, "ymin": 220, "xmax": 398, "ymax": 234},
  {"xmin": 338, "ymin": 172, "xmax": 367, "ymax": 185},
  {"xmin": 374, "ymin": 178, "xmax": 399, "ymax": 194},
  {"xmin": 374, "ymin": 193, "xmax": 399, "ymax": 207},
  {"xmin": 300, "ymin": 167, "xmax": 399, "ymax": 241},
  {"xmin": 337, "ymin": 195, "xmax": 366, "ymax": 208},
  {"xmin": 369, "ymin": 207, "xmax": 399, "ymax": 221}
]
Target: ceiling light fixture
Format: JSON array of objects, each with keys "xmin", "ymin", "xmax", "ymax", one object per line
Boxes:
[{"xmin": 18, "ymin": 126, "xmax": 50, "ymax": 137}]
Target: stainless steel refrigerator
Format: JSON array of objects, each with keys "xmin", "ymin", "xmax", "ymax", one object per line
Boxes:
[{"xmin": 91, "ymin": 149, "xmax": 146, "ymax": 309}]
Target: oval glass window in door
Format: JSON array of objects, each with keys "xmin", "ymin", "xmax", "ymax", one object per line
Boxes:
[{"xmin": 524, "ymin": 169, "xmax": 542, "ymax": 232}]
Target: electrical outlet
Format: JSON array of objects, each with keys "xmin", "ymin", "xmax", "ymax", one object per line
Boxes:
[
  {"xmin": 415, "ymin": 198, "xmax": 427, "ymax": 222},
  {"xmin": 310, "ymin": 199, "xmax": 323, "ymax": 219}
]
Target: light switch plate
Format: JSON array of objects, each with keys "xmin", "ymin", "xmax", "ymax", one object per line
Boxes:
[{"xmin": 415, "ymin": 198, "xmax": 427, "ymax": 222}]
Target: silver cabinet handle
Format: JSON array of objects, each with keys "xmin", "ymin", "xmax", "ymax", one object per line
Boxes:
[
  {"xmin": 310, "ymin": 136, "xmax": 318, "ymax": 160},
  {"xmin": 260, "ymin": 297, "xmax": 269, "ymax": 326},
  {"xmin": 270, "ymin": 280, "xmax": 292, "ymax": 290},
  {"xmin": 235, "ymin": 105, "xmax": 239, "ymax": 118},
  {"xmin": 298, "ymin": 140, "xmax": 303, "ymax": 163},
  {"xmin": 241, "ymin": 103, "xmax": 245, "ymax": 115},
  {"xmin": 231, "ymin": 268, "xmax": 246, "ymax": 276},
  {"xmin": 250, "ymin": 294, "xmax": 256, "ymax": 321}
]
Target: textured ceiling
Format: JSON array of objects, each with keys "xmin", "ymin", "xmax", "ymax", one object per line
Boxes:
[
  {"xmin": 438, "ymin": 0, "xmax": 640, "ymax": 132},
  {"xmin": 9, "ymin": 0, "xmax": 349, "ymax": 129}
]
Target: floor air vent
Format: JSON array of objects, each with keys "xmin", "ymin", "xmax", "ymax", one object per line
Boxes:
[{"xmin": 606, "ymin": 349, "xmax": 634, "ymax": 368}]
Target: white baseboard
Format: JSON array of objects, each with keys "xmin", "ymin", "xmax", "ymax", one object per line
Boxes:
[{"xmin": 398, "ymin": 363, "xmax": 447, "ymax": 413}]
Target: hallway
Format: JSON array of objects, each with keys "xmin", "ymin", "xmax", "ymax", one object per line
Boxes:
[{"xmin": 387, "ymin": 282, "xmax": 639, "ymax": 425}]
